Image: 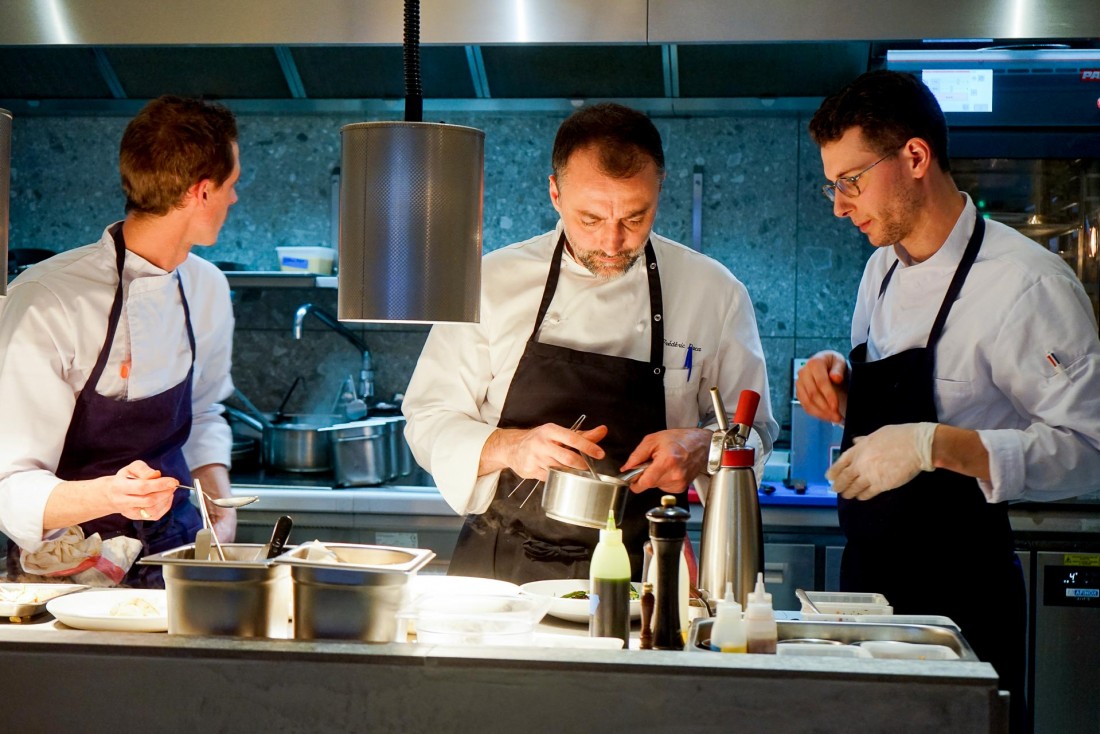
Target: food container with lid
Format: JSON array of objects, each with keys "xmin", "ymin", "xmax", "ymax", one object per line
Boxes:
[
  {"xmin": 276, "ymin": 246, "xmax": 336, "ymax": 275},
  {"xmin": 139, "ymin": 543, "xmax": 292, "ymax": 638},
  {"xmin": 273, "ymin": 542, "xmax": 435, "ymax": 642}
]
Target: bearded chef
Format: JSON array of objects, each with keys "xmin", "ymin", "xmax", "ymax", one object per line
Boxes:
[
  {"xmin": 403, "ymin": 103, "xmax": 778, "ymax": 584},
  {"xmin": 798, "ymin": 71, "xmax": 1100, "ymax": 732},
  {"xmin": 0, "ymin": 96, "xmax": 240, "ymax": 588}
]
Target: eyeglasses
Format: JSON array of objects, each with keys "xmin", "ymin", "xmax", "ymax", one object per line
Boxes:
[{"xmin": 821, "ymin": 145, "xmax": 904, "ymax": 202}]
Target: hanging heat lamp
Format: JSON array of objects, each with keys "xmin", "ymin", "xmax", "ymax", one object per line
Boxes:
[{"xmin": 337, "ymin": 0, "xmax": 484, "ymax": 323}]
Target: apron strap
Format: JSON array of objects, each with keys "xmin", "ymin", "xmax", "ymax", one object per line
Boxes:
[
  {"xmin": 868, "ymin": 213, "xmax": 987, "ymax": 350},
  {"xmin": 926, "ymin": 214, "xmax": 985, "ymax": 350},
  {"xmin": 530, "ymin": 232, "xmax": 665, "ymax": 371},
  {"xmin": 84, "ymin": 224, "xmax": 130, "ymax": 392}
]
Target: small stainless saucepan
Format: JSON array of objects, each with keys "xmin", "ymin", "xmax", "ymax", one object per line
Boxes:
[{"xmin": 542, "ymin": 462, "xmax": 651, "ymax": 529}]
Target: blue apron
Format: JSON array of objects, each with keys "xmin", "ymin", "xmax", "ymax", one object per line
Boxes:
[
  {"xmin": 7, "ymin": 223, "xmax": 202, "ymax": 588},
  {"xmin": 839, "ymin": 215, "xmax": 1026, "ymax": 729},
  {"xmin": 448, "ymin": 233, "xmax": 679, "ymax": 584}
]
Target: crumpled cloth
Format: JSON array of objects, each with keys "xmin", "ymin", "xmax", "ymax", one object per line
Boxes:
[{"xmin": 19, "ymin": 527, "xmax": 143, "ymax": 587}]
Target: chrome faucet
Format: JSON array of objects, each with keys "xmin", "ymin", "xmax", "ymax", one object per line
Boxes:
[{"xmin": 293, "ymin": 303, "xmax": 375, "ymax": 403}]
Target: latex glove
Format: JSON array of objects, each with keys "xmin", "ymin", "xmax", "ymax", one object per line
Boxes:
[{"xmin": 826, "ymin": 423, "xmax": 936, "ymax": 500}]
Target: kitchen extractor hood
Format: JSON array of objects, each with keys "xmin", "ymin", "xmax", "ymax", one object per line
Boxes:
[{"xmin": 1, "ymin": 0, "xmax": 1099, "ymax": 115}]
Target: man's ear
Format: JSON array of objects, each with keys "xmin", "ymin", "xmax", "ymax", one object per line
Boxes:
[
  {"xmin": 548, "ymin": 174, "xmax": 562, "ymax": 213},
  {"xmin": 185, "ymin": 180, "xmax": 207, "ymax": 205},
  {"xmin": 904, "ymin": 138, "xmax": 934, "ymax": 180}
]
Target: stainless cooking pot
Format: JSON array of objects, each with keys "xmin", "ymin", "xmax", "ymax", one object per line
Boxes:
[
  {"xmin": 225, "ymin": 406, "xmax": 338, "ymax": 473},
  {"xmin": 321, "ymin": 418, "xmax": 392, "ymax": 487},
  {"xmin": 542, "ymin": 462, "xmax": 650, "ymax": 529}
]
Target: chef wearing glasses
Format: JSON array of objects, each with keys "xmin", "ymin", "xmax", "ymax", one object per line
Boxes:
[{"xmin": 797, "ymin": 70, "xmax": 1100, "ymax": 732}]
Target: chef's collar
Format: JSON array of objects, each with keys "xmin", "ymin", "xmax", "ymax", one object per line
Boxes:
[
  {"xmin": 891, "ymin": 193, "xmax": 977, "ymax": 271},
  {"xmin": 97, "ymin": 223, "xmax": 182, "ymax": 294}
]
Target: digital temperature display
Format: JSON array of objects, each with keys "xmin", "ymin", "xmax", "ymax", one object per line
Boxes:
[{"xmin": 922, "ymin": 69, "xmax": 993, "ymax": 112}]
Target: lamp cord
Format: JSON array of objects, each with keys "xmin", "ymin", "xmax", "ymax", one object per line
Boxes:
[{"xmin": 403, "ymin": 0, "xmax": 423, "ymax": 122}]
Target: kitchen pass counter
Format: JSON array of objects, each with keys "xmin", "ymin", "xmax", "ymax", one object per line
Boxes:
[{"xmin": 0, "ymin": 619, "xmax": 1005, "ymax": 734}]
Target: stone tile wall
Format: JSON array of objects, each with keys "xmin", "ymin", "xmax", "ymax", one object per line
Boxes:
[{"xmin": 7, "ymin": 111, "xmax": 865, "ymax": 439}]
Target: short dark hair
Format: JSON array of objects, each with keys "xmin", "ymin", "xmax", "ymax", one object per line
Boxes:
[
  {"xmin": 120, "ymin": 95, "xmax": 238, "ymax": 216},
  {"xmin": 551, "ymin": 102, "xmax": 665, "ymax": 180},
  {"xmin": 809, "ymin": 70, "xmax": 951, "ymax": 172}
]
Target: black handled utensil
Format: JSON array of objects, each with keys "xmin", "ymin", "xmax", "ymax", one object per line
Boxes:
[{"xmin": 261, "ymin": 515, "xmax": 294, "ymax": 560}]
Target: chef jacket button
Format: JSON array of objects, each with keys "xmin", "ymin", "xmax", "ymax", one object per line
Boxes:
[
  {"xmin": 654, "ymin": 314, "xmax": 662, "ymax": 322},
  {"xmin": 546, "ymin": 312, "xmax": 560, "ymax": 325}
]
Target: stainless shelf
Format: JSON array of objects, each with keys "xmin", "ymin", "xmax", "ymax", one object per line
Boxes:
[{"xmin": 224, "ymin": 272, "xmax": 337, "ymax": 288}]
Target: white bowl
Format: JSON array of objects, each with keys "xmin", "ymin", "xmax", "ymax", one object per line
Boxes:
[{"xmin": 520, "ymin": 578, "xmax": 641, "ymax": 625}]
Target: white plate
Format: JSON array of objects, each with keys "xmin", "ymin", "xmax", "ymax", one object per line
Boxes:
[
  {"xmin": 520, "ymin": 579, "xmax": 641, "ymax": 625},
  {"xmin": 46, "ymin": 589, "xmax": 167, "ymax": 632}
]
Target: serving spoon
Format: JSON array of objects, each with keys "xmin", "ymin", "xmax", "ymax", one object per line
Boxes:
[{"xmin": 181, "ymin": 485, "xmax": 260, "ymax": 508}]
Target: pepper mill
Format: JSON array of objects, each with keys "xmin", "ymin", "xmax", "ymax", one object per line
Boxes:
[
  {"xmin": 646, "ymin": 494, "xmax": 690, "ymax": 651},
  {"xmin": 698, "ymin": 388, "xmax": 765, "ymax": 610}
]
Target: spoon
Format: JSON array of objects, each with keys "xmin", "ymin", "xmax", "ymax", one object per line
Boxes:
[
  {"xmin": 179, "ymin": 485, "xmax": 260, "ymax": 509},
  {"xmin": 795, "ymin": 588, "xmax": 821, "ymax": 614}
]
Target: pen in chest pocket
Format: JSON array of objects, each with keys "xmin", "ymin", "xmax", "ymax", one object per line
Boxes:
[{"xmin": 684, "ymin": 344, "xmax": 693, "ymax": 381}]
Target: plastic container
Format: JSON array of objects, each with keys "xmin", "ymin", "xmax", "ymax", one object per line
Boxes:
[
  {"xmin": 709, "ymin": 582, "xmax": 746, "ymax": 653},
  {"xmin": 406, "ymin": 593, "xmax": 550, "ymax": 646},
  {"xmin": 277, "ymin": 246, "xmax": 336, "ymax": 274},
  {"xmin": 800, "ymin": 591, "xmax": 893, "ymax": 620},
  {"xmin": 744, "ymin": 572, "xmax": 777, "ymax": 654}
]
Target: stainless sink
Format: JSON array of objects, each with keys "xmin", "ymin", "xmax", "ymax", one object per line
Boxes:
[{"xmin": 688, "ymin": 618, "xmax": 979, "ymax": 661}]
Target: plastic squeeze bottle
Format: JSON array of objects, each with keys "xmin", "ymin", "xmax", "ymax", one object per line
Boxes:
[
  {"xmin": 709, "ymin": 582, "xmax": 747, "ymax": 653},
  {"xmin": 589, "ymin": 510, "xmax": 632, "ymax": 645},
  {"xmin": 745, "ymin": 572, "xmax": 777, "ymax": 654}
]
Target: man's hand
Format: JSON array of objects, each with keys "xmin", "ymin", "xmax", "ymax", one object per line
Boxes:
[
  {"xmin": 480, "ymin": 423, "xmax": 609, "ymax": 482},
  {"xmin": 826, "ymin": 423, "xmax": 936, "ymax": 500},
  {"xmin": 796, "ymin": 350, "xmax": 849, "ymax": 423},
  {"xmin": 112, "ymin": 460, "xmax": 179, "ymax": 521},
  {"xmin": 621, "ymin": 428, "xmax": 710, "ymax": 494}
]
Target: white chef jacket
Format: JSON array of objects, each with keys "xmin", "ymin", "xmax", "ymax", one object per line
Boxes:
[
  {"xmin": 403, "ymin": 223, "xmax": 778, "ymax": 516},
  {"xmin": 853, "ymin": 195, "xmax": 1100, "ymax": 503},
  {"xmin": 0, "ymin": 225, "xmax": 235, "ymax": 550}
]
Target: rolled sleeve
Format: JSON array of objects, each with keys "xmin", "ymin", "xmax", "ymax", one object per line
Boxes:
[{"xmin": 977, "ymin": 428, "xmax": 1026, "ymax": 502}]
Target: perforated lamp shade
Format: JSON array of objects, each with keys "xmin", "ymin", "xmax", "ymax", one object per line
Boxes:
[
  {"xmin": 338, "ymin": 121, "xmax": 484, "ymax": 323},
  {"xmin": 0, "ymin": 109, "xmax": 11, "ymax": 297}
]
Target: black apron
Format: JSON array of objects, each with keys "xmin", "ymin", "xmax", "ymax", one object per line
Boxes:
[
  {"xmin": 7, "ymin": 224, "xmax": 202, "ymax": 588},
  {"xmin": 448, "ymin": 233, "xmax": 682, "ymax": 584},
  {"xmin": 839, "ymin": 215, "xmax": 1026, "ymax": 716}
]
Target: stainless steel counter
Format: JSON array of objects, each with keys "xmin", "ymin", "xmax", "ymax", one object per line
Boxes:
[{"xmin": 0, "ymin": 620, "xmax": 1005, "ymax": 734}]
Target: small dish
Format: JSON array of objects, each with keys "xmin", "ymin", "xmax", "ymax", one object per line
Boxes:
[
  {"xmin": 1, "ymin": 583, "xmax": 87, "ymax": 620},
  {"xmin": 520, "ymin": 579, "xmax": 641, "ymax": 625},
  {"xmin": 47, "ymin": 589, "xmax": 167, "ymax": 632}
]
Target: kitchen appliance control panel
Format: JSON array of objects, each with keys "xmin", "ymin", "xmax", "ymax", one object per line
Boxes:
[{"xmin": 1043, "ymin": 561, "xmax": 1100, "ymax": 608}]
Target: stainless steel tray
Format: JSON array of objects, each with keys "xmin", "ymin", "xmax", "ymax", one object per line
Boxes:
[
  {"xmin": 0, "ymin": 583, "xmax": 87, "ymax": 621},
  {"xmin": 688, "ymin": 618, "xmax": 979, "ymax": 661}
]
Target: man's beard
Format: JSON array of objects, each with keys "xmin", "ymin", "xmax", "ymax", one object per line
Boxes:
[{"xmin": 574, "ymin": 246, "xmax": 645, "ymax": 279}]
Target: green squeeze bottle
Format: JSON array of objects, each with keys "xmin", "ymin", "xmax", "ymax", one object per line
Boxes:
[{"xmin": 589, "ymin": 510, "xmax": 632, "ymax": 646}]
